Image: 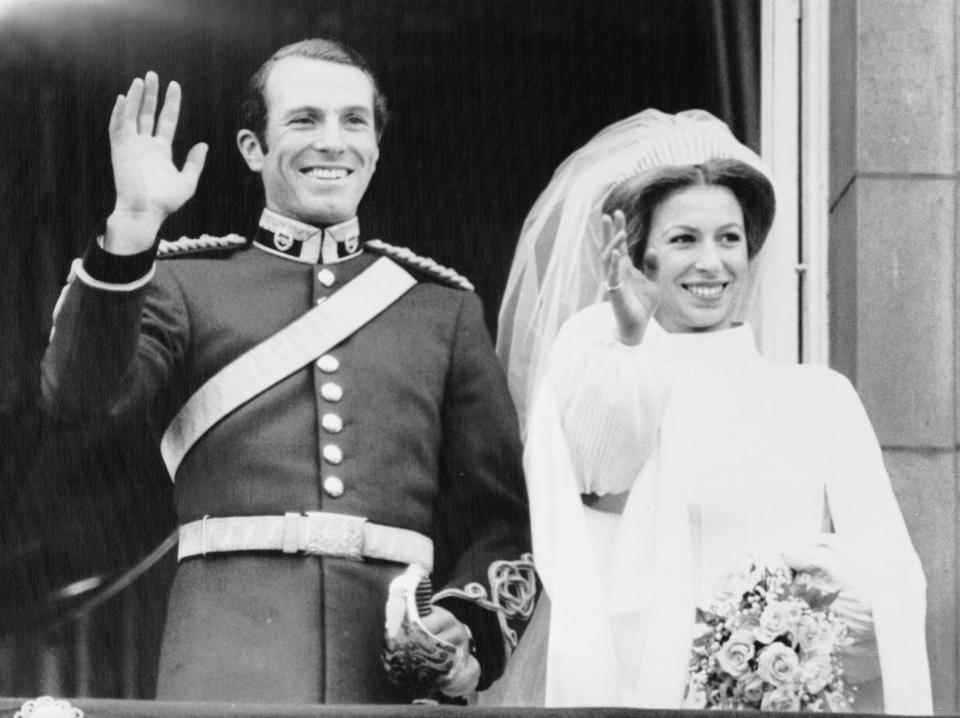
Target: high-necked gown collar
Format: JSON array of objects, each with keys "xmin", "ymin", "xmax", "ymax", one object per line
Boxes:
[
  {"xmin": 642, "ymin": 317, "xmax": 760, "ymax": 369},
  {"xmin": 253, "ymin": 208, "xmax": 362, "ymax": 265}
]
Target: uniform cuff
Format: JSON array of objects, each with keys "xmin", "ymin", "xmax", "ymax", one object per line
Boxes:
[{"xmin": 81, "ymin": 235, "xmax": 158, "ymax": 287}]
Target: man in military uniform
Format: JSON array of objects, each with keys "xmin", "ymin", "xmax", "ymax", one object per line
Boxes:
[{"xmin": 41, "ymin": 38, "xmax": 533, "ymax": 703}]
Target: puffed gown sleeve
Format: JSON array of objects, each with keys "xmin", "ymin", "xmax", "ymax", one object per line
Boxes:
[
  {"xmin": 547, "ymin": 307, "xmax": 663, "ymax": 496},
  {"xmin": 821, "ymin": 372, "xmax": 932, "ymax": 714}
]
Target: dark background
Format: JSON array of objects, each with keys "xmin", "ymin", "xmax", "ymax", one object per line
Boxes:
[{"xmin": 0, "ymin": 0, "xmax": 758, "ymax": 698}]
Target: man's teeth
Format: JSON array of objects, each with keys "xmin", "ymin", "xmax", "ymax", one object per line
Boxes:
[
  {"xmin": 304, "ymin": 168, "xmax": 349, "ymax": 179},
  {"xmin": 685, "ymin": 284, "xmax": 725, "ymax": 299}
]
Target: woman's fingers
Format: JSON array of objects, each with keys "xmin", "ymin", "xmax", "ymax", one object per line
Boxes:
[
  {"xmin": 600, "ymin": 214, "xmax": 616, "ymax": 277},
  {"xmin": 601, "ymin": 212, "xmax": 628, "ymax": 257},
  {"xmin": 607, "ymin": 247, "xmax": 626, "ymax": 289},
  {"xmin": 600, "ymin": 210, "xmax": 658, "ymax": 344},
  {"xmin": 601, "ymin": 211, "xmax": 629, "ymax": 287},
  {"xmin": 612, "ymin": 208, "xmax": 627, "ymax": 239}
]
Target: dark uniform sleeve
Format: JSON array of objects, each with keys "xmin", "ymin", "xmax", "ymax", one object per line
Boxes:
[
  {"xmin": 40, "ymin": 238, "xmax": 187, "ymax": 425},
  {"xmin": 430, "ymin": 291, "xmax": 536, "ymax": 690}
]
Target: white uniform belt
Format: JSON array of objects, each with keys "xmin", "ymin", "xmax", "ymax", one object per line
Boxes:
[{"xmin": 178, "ymin": 512, "xmax": 434, "ymax": 571}]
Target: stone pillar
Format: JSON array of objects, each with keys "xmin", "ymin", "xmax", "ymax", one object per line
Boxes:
[{"xmin": 830, "ymin": 0, "xmax": 957, "ymax": 711}]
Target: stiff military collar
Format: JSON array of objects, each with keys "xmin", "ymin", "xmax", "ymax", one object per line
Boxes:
[{"xmin": 253, "ymin": 209, "xmax": 362, "ymax": 264}]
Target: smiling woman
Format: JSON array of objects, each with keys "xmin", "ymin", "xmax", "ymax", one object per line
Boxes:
[
  {"xmin": 641, "ymin": 184, "xmax": 749, "ymax": 332},
  {"xmin": 600, "ymin": 158, "xmax": 774, "ymax": 334},
  {"xmin": 494, "ymin": 109, "xmax": 932, "ymax": 712}
]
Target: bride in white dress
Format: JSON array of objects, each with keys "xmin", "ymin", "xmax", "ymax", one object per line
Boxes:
[{"xmin": 493, "ymin": 110, "xmax": 932, "ymax": 713}]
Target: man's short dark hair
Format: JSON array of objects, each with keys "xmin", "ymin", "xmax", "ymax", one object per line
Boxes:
[{"xmin": 239, "ymin": 37, "xmax": 389, "ymax": 148}]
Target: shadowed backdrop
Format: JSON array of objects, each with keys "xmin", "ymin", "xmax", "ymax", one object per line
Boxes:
[{"xmin": 0, "ymin": 0, "xmax": 757, "ymax": 697}]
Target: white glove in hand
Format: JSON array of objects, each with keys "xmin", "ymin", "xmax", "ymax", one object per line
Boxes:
[
  {"xmin": 383, "ymin": 564, "xmax": 480, "ymax": 697},
  {"xmin": 782, "ymin": 535, "xmax": 880, "ymax": 684},
  {"xmin": 422, "ymin": 607, "xmax": 480, "ymax": 697}
]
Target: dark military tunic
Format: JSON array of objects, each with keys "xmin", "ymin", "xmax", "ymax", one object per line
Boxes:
[{"xmin": 41, "ymin": 213, "xmax": 533, "ymax": 703}]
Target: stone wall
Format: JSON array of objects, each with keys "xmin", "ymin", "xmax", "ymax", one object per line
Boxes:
[{"xmin": 830, "ymin": 0, "xmax": 958, "ymax": 711}]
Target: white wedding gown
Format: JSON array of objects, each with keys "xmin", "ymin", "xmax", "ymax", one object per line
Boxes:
[{"xmin": 496, "ymin": 302, "xmax": 932, "ymax": 713}]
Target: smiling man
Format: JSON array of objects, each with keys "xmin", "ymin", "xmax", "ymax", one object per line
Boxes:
[
  {"xmin": 41, "ymin": 39, "xmax": 533, "ymax": 704},
  {"xmin": 236, "ymin": 51, "xmax": 381, "ymax": 228}
]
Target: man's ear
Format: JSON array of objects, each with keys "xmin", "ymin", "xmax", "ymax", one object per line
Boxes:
[{"xmin": 237, "ymin": 129, "xmax": 265, "ymax": 172}]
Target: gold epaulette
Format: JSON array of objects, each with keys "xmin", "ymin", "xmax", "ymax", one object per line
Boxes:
[
  {"xmin": 158, "ymin": 233, "xmax": 248, "ymax": 259},
  {"xmin": 365, "ymin": 239, "xmax": 474, "ymax": 291}
]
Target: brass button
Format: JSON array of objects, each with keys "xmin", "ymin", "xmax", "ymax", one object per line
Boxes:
[
  {"xmin": 316, "ymin": 355, "xmax": 340, "ymax": 373},
  {"xmin": 317, "ymin": 268, "xmax": 336, "ymax": 287},
  {"xmin": 320, "ymin": 382, "xmax": 343, "ymax": 402},
  {"xmin": 323, "ymin": 444, "xmax": 343, "ymax": 465},
  {"xmin": 321, "ymin": 413, "xmax": 343, "ymax": 433},
  {"xmin": 323, "ymin": 476, "xmax": 344, "ymax": 498}
]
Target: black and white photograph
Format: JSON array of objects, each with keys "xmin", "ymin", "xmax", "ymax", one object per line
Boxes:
[{"xmin": 0, "ymin": 1, "xmax": 951, "ymax": 716}]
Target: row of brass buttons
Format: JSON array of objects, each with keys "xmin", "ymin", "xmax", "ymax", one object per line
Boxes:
[
  {"xmin": 316, "ymin": 267, "xmax": 343, "ymax": 498},
  {"xmin": 318, "ymin": 350, "xmax": 344, "ymax": 498}
]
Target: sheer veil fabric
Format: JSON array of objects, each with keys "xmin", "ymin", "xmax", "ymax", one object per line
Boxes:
[{"xmin": 492, "ymin": 110, "xmax": 932, "ymax": 712}]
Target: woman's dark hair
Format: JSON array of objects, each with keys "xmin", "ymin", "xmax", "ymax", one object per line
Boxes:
[
  {"xmin": 601, "ymin": 158, "xmax": 775, "ymax": 268},
  {"xmin": 238, "ymin": 37, "xmax": 389, "ymax": 148}
]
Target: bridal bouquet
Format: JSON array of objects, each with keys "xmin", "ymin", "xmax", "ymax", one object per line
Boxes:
[{"xmin": 684, "ymin": 557, "xmax": 854, "ymax": 712}]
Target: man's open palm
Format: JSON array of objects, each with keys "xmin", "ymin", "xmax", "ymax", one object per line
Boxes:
[{"xmin": 109, "ymin": 71, "xmax": 207, "ymax": 240}]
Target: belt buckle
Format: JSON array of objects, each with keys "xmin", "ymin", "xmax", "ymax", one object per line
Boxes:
[{"xmin": 302, "ymin": 511, "xmax": 366, "ymax": 560}]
